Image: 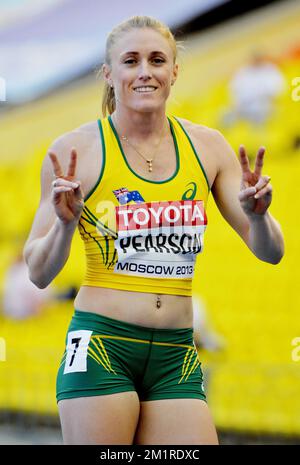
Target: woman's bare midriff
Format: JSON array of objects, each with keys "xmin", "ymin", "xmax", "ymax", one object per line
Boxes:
[{"xmin": 74, "ymin": 286, "xmax": 193, "ymax": 329}]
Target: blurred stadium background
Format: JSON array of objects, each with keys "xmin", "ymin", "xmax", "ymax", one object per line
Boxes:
[{"xmin": 0, "ymin": 0, "xmax": 299, "ymax": 445}]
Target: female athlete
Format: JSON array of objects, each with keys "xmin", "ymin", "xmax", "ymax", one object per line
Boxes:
[{"xmin": 24, "ymin": 16, "xmax": 284, "ymax": 445}]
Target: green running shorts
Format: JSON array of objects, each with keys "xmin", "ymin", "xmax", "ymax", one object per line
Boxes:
[{"xmin": 56, "ymin": 310, "xmax": 206, "ymax": 403}]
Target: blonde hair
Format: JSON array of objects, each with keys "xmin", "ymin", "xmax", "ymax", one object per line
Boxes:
[{"xmin": 100, "ymin": 16, "xmax": 181, "ymax": 117}]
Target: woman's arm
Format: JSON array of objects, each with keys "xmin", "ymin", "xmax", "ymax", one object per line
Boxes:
[
  {"xmin": 211, "ymin": 132, "xmax": 284, "ymax": 264},
  {"xmin": 23, "ymin": 142, "xmax": 84, "ymax": 289}
]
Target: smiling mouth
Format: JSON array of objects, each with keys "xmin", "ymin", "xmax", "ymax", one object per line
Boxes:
[{"xmin": 133, "ymin": 86, "xmax": 158, "ymax": 93}]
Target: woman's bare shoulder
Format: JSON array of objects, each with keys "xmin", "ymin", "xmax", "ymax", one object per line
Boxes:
[
  {"xmin": 175, "ymin": 116, "xmax": 232, "ymax": 177},
  {"xmin": 175, "ymin": 116, "xmax": 224, "ymax": 144},
  {"xmin": 41, "ymin": 120, "xmax": 103, "ymax": 199},
  {"xmin": 49, "ymin": 121, "xmax": 100, "ymax": 160}
]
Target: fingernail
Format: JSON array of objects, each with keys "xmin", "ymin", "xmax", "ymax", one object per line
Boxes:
[
  {"xmin": 72, "ymin": 183, "xmax": 79, "ymax": 188},
  {"xmin": 254, "ymin": 193, "xmax": 259, "ymax": 199}
]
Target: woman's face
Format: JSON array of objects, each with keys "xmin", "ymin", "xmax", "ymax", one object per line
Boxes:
[{"xmin": 103, "ymin": 28, "xmax": 178, "ymax": 113}]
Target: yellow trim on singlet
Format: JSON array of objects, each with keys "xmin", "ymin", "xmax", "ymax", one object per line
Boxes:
[{"xmin": 78, "ymin": 115, "xmax": 210, "ymax": 296}]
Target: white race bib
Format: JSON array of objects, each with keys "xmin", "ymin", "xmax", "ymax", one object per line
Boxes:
[
  {"xmin": 63, "ymin": 330, "xmax": 92, "ymax": 374},
  {"xmin": 113, "ymin": 200, "xmax": 207, "ymax": 279}
]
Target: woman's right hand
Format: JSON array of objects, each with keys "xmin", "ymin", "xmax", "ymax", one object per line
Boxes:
[{"xmin": 48, "ymin": 148, "xmax": 84, "ymax": 226}]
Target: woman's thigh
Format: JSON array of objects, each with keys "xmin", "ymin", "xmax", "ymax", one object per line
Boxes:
[
  {"xmin": 134, "ymin": 398, "xmax": 218, "ymax": 445},
  {"xmin": 58, "ymin": 391, "xmax": 140, "ymax": 445}
]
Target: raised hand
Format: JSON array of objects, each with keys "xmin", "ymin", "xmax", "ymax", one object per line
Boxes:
[
  {"xmin": 238, "ymin": 145, "xmax": 272, "ymax": 216},
  {"xmin": 49, "ymin": 148, "xmax": 84, "ymax": 226}
]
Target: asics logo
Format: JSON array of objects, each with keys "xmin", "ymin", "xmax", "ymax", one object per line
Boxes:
[{"xmin": 182, "ymin": 182, "xmax": 197, "ymax": 200}]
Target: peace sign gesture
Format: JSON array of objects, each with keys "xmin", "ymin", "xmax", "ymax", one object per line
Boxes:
[
  {"xmin": 48, "ymin": 148, "xmax": 84, "ymax": 226},
  {"xmin": 238, "ymin": 145, "xmax": 272, "ymax": 216}
]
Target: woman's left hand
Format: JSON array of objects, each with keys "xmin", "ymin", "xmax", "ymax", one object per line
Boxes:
[{"xmin": 238, "ymin": 145, "xmax": 273, "ymax": 217}]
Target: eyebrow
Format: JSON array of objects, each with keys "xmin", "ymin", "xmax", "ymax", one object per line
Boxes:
[{"xmin": 120, "ymin": 51, "xmax": 167, "ymax": 57}]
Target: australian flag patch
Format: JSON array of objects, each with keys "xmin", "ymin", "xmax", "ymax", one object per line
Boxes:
[{"xmin": 113, "ymin": 187, "xmax": 145, "ymax": 205}]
